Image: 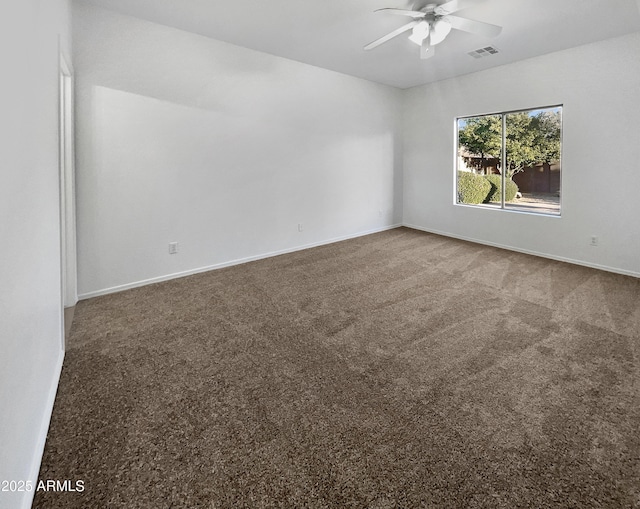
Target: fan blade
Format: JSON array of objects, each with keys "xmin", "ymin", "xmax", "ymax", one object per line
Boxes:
[
  {"xmin": 364, "ymin": 20, "xmax": 420, "ymax": 50},
  {"xmin": 434, "ymin": 0, "xmax": 460, "ymax": 16},
  {"xmin": 374, "ymin": 8, "xmax": 426, "ymax": 18},
  {"xmin": 444, "ymin": 15, "xmax": 502, "ymax": 38},
  {"xmin": 420, "ymin": 38, "xmax": 434, "ymax": 60}
]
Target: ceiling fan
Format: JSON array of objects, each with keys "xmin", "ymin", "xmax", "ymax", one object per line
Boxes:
[{"xmin": 364, "ymin": 0, "xmax": 502, "ymax": 59}]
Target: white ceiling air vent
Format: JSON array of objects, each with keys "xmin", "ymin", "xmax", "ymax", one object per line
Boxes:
[{"xmin": 468, "ymin": 46, "xmax": 500, "ymax": 58}]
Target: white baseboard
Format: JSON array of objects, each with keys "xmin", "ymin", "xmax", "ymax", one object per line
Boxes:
[
  {"xmin": 20, "ymin": 347, "xmax": 65, "ymax": 509},
  {"xmin": 79, "ymin": 224, "xmax": 403, "ymax": 300},
  {"xmin": 403, "ymin": 223, "xmax": 640, "ymax": 279}
]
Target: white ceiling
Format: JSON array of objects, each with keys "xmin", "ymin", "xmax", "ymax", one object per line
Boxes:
[{"xmin": 80, "ymin": 0, "xmax": 640, "ymax": 89}]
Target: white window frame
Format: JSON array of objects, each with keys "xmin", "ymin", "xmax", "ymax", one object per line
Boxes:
[{"xmin": 455, "ymin": 105, "xmax": 563, "ymax": 217}]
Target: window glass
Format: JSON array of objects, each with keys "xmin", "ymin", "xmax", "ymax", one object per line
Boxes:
[{"xmin": 457, "ymin": 106, "xmax": 562, "ymax": 216}]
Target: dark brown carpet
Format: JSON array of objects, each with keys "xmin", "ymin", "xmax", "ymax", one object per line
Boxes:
[{"xmin": 35, "ymin": 227, "xmax": 640, "ymax": 508}]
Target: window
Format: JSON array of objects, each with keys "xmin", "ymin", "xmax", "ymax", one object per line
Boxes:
[{"xmin": 456, "ymin": 106, "xmax": 562, "ymax": 216}]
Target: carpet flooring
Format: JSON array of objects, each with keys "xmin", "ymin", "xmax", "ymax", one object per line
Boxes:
[{"xmin": 35, "ymin": 227, "xmax": 640, "ymax": 508}]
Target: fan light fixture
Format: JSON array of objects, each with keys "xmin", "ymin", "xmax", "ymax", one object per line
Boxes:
[
  {"xmin": 429, "ymin": 19, "xmax": 452, "ymax": 45},
  {"xmin": 408, "ymin": 20, "xmax": 430, "ymax": 46}
]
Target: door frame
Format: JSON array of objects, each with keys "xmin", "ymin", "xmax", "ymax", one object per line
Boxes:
[{"xmin": 59, "ymin": 49, "xmax": 77, "ymax": 349}]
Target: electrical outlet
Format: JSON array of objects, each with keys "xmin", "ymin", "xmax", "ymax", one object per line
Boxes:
[
  {"xmin": 590, "ymin": 236, "xmax": 598, "ymax": 246},
  {"xmin": 168, "ymin": 242, "xmax": 179, "ymax": 254},
  {"xmin": 298, "ymin": 223, "xmax": 303, "ymax": 232}
]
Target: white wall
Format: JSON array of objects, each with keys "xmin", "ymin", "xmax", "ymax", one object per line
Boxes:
[
  {"xmin": 403, "ymin": 32, "xmax": 640, "ymax": 277},
  {"xmin": 73, "ymin": 3, "xmax": 403, "ymax": 298},
  {"xmin": 0, "ymin": 1, "xmax": 71, "ymax": 508}
]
